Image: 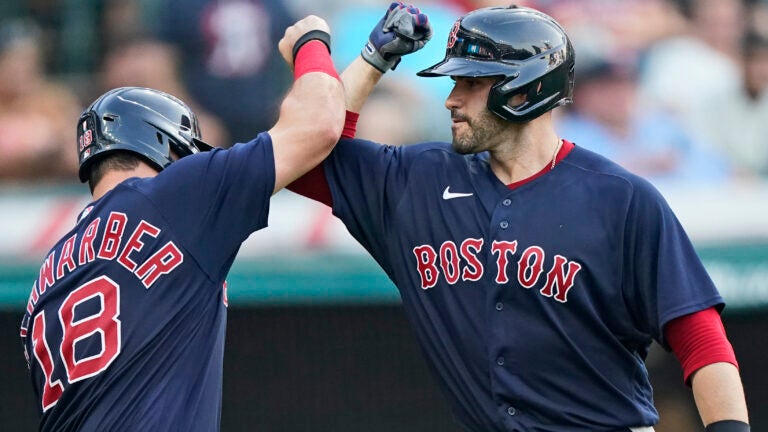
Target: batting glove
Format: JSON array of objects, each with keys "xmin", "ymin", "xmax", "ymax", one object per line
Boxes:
[{"xmin": 362, "ymin": 2, "xmax": 432, "ymax": 73}]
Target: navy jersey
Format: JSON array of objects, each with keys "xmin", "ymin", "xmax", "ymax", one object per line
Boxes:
[
  {"xmin": 322, "ymin": 138, "xmax": 723, "ymax": 431},
  {"xmin": 20, "ymin": 133, "xmax": 275, "ymax": 431}
]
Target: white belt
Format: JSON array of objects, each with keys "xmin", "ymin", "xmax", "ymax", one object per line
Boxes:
[{"xmin": 629, "ymin": 427, "xmax": 655, "ymax": 432}]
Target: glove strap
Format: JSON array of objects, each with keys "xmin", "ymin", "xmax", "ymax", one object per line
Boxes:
[{"xmin": 361, "ymin": 41, "xmax": 400, "ymax": 73}]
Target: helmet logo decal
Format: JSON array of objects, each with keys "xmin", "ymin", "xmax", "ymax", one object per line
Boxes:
[
  {"xmin": 447, "ymin": 20, "xmax": 460, "ymax": 49},
  {"xmin": 79, "ymin": 122, "xmax": 93, "ymax": 152}
]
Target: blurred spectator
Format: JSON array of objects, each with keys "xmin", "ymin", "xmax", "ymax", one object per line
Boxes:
[
  {"xmin": 450, "ymin": 0, "xmax": 686, "ymax": 53},
  {"xmin": 330, "ymin": 0, "xmax": 460, "ymax": 143},
  {"xmin": 99, "ymin": 38, "xmax": 229, "ymax": 148},
  {"xmin": 575, "ymin": 0, "xmax": 684, "ymax": 52},
  {"xmin": 152, "ymin": 0, "xmax": 295, "ymax": 143},
  {"xmin": 693, "ymin": 31, "xmax": 768, "ymax": 176},
  {"xmin": 101, "ymin": 0, "xmax": 145, "ymax": 48},
  {"xmin": 356, "ymin": 81, "xmax": 434, "ymax": 146},
  {"xmin": 0, "ymin": 19, "xmax": 81, "ymax": 182},
  {"xmin": 555, "ymin": 55, "xmax": 733, "ymax": 185},
  {"xmin": 751, "ymin": 0, "xmax": 768, "ymax": 40},
  {"xmin": 640, "ymin": 0, "xmax": 746, "ymax": 129}
]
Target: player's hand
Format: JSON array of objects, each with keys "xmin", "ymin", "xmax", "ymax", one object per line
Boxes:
[
  {"xmin": 361, "ymin": 2, "xmax": 432, "ymax": 73},
  {"xmin": 279, "ymin": 15, "xmax": 331, "ymax": 69}
]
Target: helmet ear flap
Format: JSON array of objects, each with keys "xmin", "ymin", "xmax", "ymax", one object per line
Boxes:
[
  {"xmin": 487, "ymin": 78, "xmax": 539, "ymax": 122},
  {"xmin": 487, "ymin": 59, "xmax": 575, "ymax": 122}
]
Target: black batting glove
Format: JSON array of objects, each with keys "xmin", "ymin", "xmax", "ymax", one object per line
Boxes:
[{"xmin": 362, "ymin": 2, "xmax": 432, "ymax": 72}]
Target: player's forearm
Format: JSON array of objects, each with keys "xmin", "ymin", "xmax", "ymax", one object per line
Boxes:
[
  {"xmin": 690, "ymin": 362, "xmax": 749, "ymax": 426},
  {"xmin": 269, "ymin": 32, "xmax": 345, "ymax": 193},
  {"xmin": 270, "ymin": 72, "xmax": 344, "ymax": 190},
  {"xmin": 287, "ymin": 72, "xmax": 345, "ymax": 142},
  {"xmin": 341, "ymin": 56, "xmax": 384, "ymax": 113},
  {"xmin": 289, "ymin": 38, "xmax": 345, "ymax": 141}
]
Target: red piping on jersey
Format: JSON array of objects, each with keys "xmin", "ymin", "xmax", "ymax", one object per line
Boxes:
[
  {"xmin": 665, "ymin": 307, "xmax": 738, "ymax": 386},
  {"xmin": 507, "ymin": 140, "xmax": 575, "ymax": 189}
]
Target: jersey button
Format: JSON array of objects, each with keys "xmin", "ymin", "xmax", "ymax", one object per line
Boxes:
[
  {"xmin": 496, "ymin": 356, "xmax": 505, "ymax": 366},
  {"xmin": 495, "ymin": 302, "xmax": 503, "ymax": 311},
  {"xmin": 507, "ymin": 406, "xmax": 517, "ymax": 416},
  {"xmin": 499, "ymin": 220, "xmax": 509, "ymax": 229},
  {"xmin": 502, "ymin": 199, "xmax": 512, "ymax": 206}
]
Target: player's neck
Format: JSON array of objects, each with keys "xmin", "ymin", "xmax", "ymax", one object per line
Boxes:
[
  {"xmin": 488, "ymin": 116, "xmax": 560, "ymax": 185},
  {"xmin": 91, "ymin": 164, "xmax": 159, "ymax": 200}
]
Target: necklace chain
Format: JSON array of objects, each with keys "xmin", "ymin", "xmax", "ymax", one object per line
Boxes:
[{"xmin": 550, "ymin": 137, "xmax": 562, "ymax": 170}]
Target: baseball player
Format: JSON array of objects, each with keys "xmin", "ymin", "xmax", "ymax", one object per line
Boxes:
[
  {"xmin": 290, "ymin": 4, "xmax": 750, "ymax": 431},
  {"xmin": 20, "ymin": 16, "xmax": 344, "ymax": 431}
]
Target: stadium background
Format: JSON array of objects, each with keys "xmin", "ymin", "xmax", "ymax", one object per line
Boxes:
[{"xmin": 2, "ymin": 0, "xmax": 768, "ymax": 430}]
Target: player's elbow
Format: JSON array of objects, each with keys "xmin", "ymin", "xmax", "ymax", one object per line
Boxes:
[
  {"xmin": 313, "ymin": 78, "xmax": 345, "ymax": 146},
  {"xmin": 316, "ymin": 115, "xmax": 343, "ymax": 152},
  {"xmin": 314, "ymin": 115, "xmax": 343, "ymax": 149},
  {"xmin": 292, "ymin": 77, "xmax": 344, "ymax": 138}
]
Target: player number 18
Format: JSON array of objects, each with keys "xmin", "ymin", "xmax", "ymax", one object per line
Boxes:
[{"xmin": 30, "ymin": 276, "xmax": 122, "ymax": 411}]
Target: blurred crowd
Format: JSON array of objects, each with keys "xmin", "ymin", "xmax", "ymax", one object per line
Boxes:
[{"xmin": 0, "ymin": 0, "xmax": 767, "ymax": 187}]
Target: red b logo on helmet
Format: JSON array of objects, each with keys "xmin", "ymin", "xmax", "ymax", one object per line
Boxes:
[
  {"xmin": 447, "ymin": 20, "xmax": 460, "ymax": 49},
  {"xmin": 79, "ymin": 130, "xmax": 92, "ymax": 151}
]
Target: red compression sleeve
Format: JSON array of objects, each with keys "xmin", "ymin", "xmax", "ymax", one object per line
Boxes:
[
  {"xmin": 288, "ymin": 111, "xmax": 360, "ymax": 207},
  {"xmin": 294, "ymin": 40, "xmax": 339, "ymax": 80},
  {"xmin": 342, "ymin": 111, "xmax": 359, "ymax": 139},
  {"xmin": 665, "ymin": 307, "xmax": 738, "ymax": 386},
  {"xmin": 287, "ymin": 166, "xmax": 332, "ymax": 206},
  {"xmin": 287, "ymin": 110, "xmax": 359, "ymax": 205}
]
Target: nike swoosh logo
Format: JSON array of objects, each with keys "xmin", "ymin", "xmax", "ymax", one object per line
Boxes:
[{"xmin": 442, "ymin": 186, "xmax": 474, "ymax": 200}]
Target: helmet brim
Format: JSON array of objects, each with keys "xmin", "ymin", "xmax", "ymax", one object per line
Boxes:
[{"xmin": 417, "ymin": 57, "xmax": 517, "ymax": 78}]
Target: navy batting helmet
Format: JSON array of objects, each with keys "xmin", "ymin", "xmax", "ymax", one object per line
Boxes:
[
  {"xmin": 417, "ymin": 6, "xmax": 575, "ymax": 122},
  {"xmin": 77, "ymin": 87, "xmax": 213, "ymax": 182}
]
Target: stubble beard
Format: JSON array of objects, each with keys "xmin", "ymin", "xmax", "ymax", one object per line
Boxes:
[{"xmin": 451, "ymin": 110, "xmax": 507, "ymax": 155}]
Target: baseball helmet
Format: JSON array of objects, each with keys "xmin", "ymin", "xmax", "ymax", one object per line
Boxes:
[
  {"xmin": 77, "ymin": 87, "xmax": 213, "ymax": 182},
  {"xmin": 417, "ymin": 6, "xmax": 575, "ymax": 122}
]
